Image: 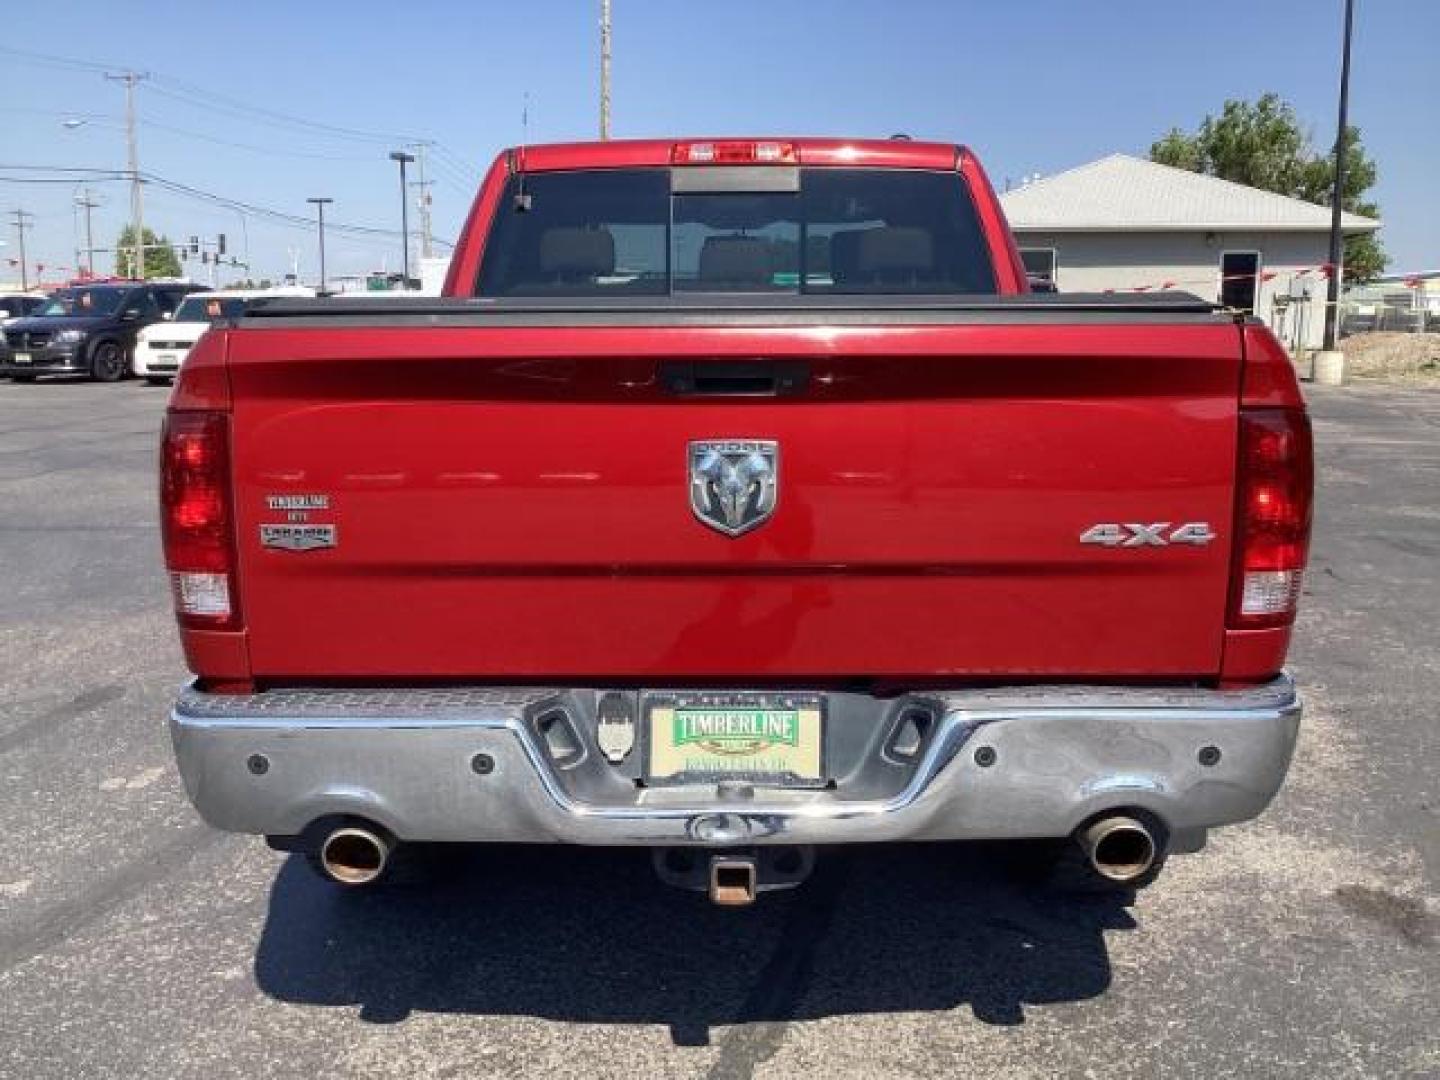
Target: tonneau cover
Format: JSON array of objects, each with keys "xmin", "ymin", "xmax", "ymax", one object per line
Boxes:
[{"xmin": 238, "ymin": 291, "xmax": 1225, "ymax": 329}]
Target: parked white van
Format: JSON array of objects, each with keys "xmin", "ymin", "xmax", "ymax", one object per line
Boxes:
[{"xmin": 133, "ymin": 287, "xmax": 313, "ymax": 384}]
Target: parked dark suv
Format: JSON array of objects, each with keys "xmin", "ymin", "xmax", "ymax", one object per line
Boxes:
[{"xmin": 1, "ymin": 282, "xmax": 206, "ymax": 382}]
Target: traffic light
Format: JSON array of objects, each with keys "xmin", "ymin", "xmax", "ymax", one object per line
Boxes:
[{"xmin": 217, "ymin": 233, "xmax": 227, "ymax": 256}]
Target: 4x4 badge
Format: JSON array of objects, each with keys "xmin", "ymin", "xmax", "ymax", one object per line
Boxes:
[
  {"xmin": 689, "ymin": 440, "xmax": 779, "ymax": 537},
  {"xmin": 1079, "ymin": 522, "xmax": 1216, "ymax": 547}
]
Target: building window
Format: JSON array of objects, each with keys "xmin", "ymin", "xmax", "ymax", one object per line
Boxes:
[
  {"xmin": 1019, "ymin": 248, "xmax": 1057, "ymax": 282},
  {"xmin": 1220, "ymin": 251, "xmax": 1262, "ymax": 313}
]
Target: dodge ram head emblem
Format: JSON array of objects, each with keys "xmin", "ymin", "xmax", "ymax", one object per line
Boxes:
[{"xmin": 689, "ymin": 440, "xmax": 779, "ymax": 537}]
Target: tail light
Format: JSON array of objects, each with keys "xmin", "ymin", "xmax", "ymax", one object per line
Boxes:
[
  {"xmin": 672, "ymin": 141, "xmax": 797, "ymax": 165},
  {"xmin": 160, "ymin": 411, "xmax": 240, "ymax": 630},
  {"xmin": 1228, "ymin": 408, "xmax": 1313, "ymax": 629}
]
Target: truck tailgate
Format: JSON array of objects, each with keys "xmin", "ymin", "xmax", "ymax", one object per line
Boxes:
[{"xmin": 226, "ymin": 317, "xmax": 1242, "ymax": 682}]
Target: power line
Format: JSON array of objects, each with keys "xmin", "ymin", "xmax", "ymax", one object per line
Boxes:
[
  {"xmin": 0, "ymin": 45, "xmax": 418, "ymax": 145},
  {"xmin": 8, "ymin": 106, "xmax": 417, "ymax": 169},
  {"xmin": 0, "ymin": 107, "xmax": 119, "ymax": 122},
  {"xmin": 426, "ymin": 152, "xmax": 480, "ymax": 198},
  {"xmin": 0, "ymin": 176, "xmax": 128, "ymax": 184},
  {"xmin": 0, "ymin": 42, "xmax": 483, "ymax": 273},
  {"xmin": 145, "ymin": 78, "xmax": 420, "ymax": 145},
  {"xmin": 2, "ymin": 45, "xmax": 489, "ymax": 172},
  {"xmin": 1, "ymin": 44, "xmax": 486, "ymax": 214},
  {"xmin": 431, "ymin": 141, "xmax": 483, "ymax": 178},
  {"xmin": 141, "ymin": 171, "xmax": 454, "ymax": 247},
  {"xmin": 138, "ymin": 117, "xmax": 381, "ymax": 162},
  {"xmin": 0, "ymin": 44, "xmax": 111, "ymax": 74},
  {"xmin": 424, "ymin": 148, "xmax": 483, "ymax": 211},
  {"xmin": 56, "ymin": 112, "xmax": 382, "ymax": 163},
  {"xmin": 140, "ymin": 83, "xmax": 403, "ymax": 147},
  {"xmin": 143, "ymin": 174, "xmax": 376, "ymax": 235},
  {"xmin": 0, "ymin": 164, "xmax": 133, "ymax": 173},
  {"xmin": 0, "ymin": 164, "xmax": 444, "ymax": 244},
  {"xmin": 429, "ymin": 160, "xmax": 475, "ymax": 189}
]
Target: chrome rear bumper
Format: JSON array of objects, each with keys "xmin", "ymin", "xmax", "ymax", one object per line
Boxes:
[{"xmin": 170, "ymin": 677, "xmax": 1300, "ymax": 847}]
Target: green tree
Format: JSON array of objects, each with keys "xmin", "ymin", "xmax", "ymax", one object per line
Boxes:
[
  {"xmin": 114, "ymin": 225, "xmax": 183, "ymax": 279},
  {"xmin": 1151, "ymin": 93, "xmax": 1386, "ymax": 282}
]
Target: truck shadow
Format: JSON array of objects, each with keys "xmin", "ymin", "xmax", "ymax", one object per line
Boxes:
[{"xmin": 253, "ymin": 843, "xmax": 1136, "ymax": 1042}]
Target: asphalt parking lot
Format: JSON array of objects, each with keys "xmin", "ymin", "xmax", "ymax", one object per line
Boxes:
[{"xmin": 0, "ymin": 377, "xmax": 1435, "ymax": 1079}]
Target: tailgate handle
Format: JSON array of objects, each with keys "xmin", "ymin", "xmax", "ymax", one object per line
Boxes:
[{"xmin": 660, "ymin": 361, "xmax": 809, "ymax": 397}]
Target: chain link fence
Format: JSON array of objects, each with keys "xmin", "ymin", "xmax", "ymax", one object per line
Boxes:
[{"xmin": 1341, "ymin": 293, "xmax": 1439, "ymax": 337}]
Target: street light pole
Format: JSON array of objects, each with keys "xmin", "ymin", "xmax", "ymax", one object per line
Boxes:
[
  {"xmin": 1322, "ymin": 0, "xmax": 1355, "ymax": 353},
  {"xmin": 60, "ymin": 125, "xmax": 102, "ymax": 279},
  {"xmin": 307, "ymin": 197, "xmax": 333, "ymax": 293},
  {"xmin": 388, "ymin": 150, "xmax": 415, "ymax": 287}
]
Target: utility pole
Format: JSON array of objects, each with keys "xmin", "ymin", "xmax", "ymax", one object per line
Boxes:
[
  {"xmin": 410, "ymin": 143, "xmax": 434, "ymax": 261},
  {"xmin": 105, "ymin": 71, "xmax": 149, "ymax": 279},
  {"xmin": 235, "ymin": 210, "xmax": 251, "ymax": 278},
  {"xmin": 1321, "ymin": 0, "xmax": 1355, "ymax": 354},
  {"xmin": 599, "ymin": 0, "xmax": 612, "ymax": 140},
  {"xmin": 71, "ymin": 194, "xmax": 81, "ymax": 275},
  {"xmin": 76, "ymin": 188, "xmax": 100, "ymax": 277},
  {"xmin": 307, "ymin": 197, "xmax": 333, "ymax": 293},
  {"xmin": 388, "ymin": 150, "xmax": 415, "ymax": 287},
  {"xmin": 10, "ymin": 209, "xmax": 34, "ymax": 291}
]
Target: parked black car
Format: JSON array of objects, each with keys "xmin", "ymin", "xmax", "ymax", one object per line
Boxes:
[{"xmin": 1, "ymin": 282, "xmax": 206, "ymax": 382}]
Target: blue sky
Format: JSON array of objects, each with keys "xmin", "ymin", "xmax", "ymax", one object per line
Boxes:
[{"xmin": 2, "ymin": 0, "xmax": 1435, "ymax": 283}]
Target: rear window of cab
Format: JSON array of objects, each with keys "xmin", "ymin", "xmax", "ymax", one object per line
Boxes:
[{"xmin": 474, "ymin": 168, "xmax": 997, "ymax": 297}]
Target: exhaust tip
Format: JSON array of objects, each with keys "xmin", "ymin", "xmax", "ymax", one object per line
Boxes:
[
  {"xmin": 709, "ymin": 857, "xmax": 758, "ymax": 906},
  {"xmin": 318, "ymin": 826, "xmax": 391, "ymax": 886},
  {"xmin": 1079, "ymin": 815, "xmax": 1159, "ymax": 884}
]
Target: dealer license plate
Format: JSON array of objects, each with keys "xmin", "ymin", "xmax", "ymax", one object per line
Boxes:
[{"xmin": 645, "ymin": 692, "xmax": 824, "ymax": 786}]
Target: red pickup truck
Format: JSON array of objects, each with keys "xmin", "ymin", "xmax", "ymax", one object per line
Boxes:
[{"xmin": 163, "ymin": 138, "xmax": 1309, "ymax": 905}]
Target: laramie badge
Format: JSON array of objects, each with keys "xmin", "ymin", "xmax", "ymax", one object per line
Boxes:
[{"xmin": 259, "ymin": 524, "xmax": 337, "ymax": 552}]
